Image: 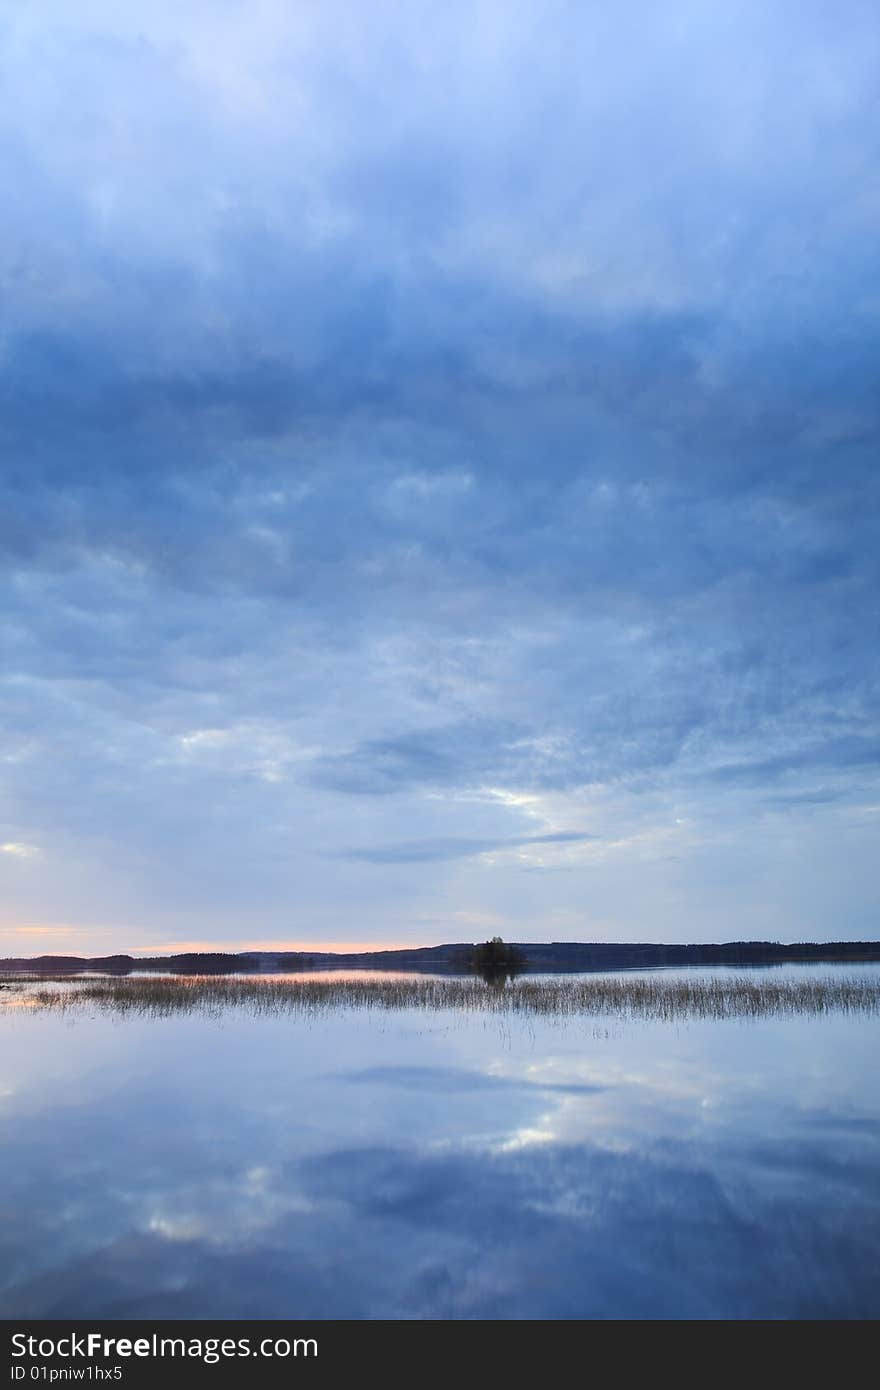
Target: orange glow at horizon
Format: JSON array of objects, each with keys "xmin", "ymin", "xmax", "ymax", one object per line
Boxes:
[
  {"xmin": 1, "ymin": 929, "xmax": 448, "ymax": 958},
  {"xmin": 5, "ymin": 926, "xmax": 79, "ymax": 935},
  {"xmin": 131, "ymin": 939, "xmax": 419, "ymax": 955}
]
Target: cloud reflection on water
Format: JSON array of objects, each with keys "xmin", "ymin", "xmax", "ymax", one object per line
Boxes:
[{"xmin": 0, "ymin": 982, "xmax": 878, "ymax": 1318}]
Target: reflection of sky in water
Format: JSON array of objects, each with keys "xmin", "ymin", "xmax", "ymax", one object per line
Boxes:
[{"xmin": 1, "ymin": 966, "xmax": 878, "ymax": 1319}]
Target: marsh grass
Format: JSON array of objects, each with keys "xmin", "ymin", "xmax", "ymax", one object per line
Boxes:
[{"xmin": 9, "ymin": 970, "xmax": 880, "ymax": 1023}]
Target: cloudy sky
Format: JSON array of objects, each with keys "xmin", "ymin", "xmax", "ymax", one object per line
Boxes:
[{"xmin": 2, "ymin": 1, "xmax": 879, "ymax": 956}]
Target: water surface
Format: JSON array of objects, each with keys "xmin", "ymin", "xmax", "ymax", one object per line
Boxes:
[{"xmin": 1, "ymin": 965, "xmax": 878, "ymax": 1319}]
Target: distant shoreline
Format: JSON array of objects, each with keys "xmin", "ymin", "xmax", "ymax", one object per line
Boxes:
[{"xmin": 3, "ymin": 939, "xmax": 880, "ymax": 975}]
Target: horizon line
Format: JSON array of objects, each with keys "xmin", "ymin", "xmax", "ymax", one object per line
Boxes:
[{"xmin": 4, "ymin": 937, "xmax": 880, "ymax": 964}]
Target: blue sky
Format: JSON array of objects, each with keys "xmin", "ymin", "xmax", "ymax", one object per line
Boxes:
[{"xmin": 2, "ymin": 1, "xmax": 879, "ymax": 955}]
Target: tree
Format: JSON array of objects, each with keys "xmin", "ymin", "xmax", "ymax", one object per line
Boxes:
[{"xmin": 468, "ymin": 936, "xmax": 525, "ymax": 983}]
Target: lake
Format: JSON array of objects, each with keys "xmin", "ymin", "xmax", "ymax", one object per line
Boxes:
[{"xmin": 1, "ymin": 964, "xmax": 878, "ymax": 1319}]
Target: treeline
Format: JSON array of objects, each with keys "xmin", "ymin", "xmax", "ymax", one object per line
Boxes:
[
  {"xmin": 514, "ymin": 940, "xmax": 880, "ymax": 970},
  {"xmin": 0, "ymin": 951, "xmax": 302, "ymax": 975},
  {"xmin": 2, "ymin": 940, "xmax": 879, "ymax": 975}
]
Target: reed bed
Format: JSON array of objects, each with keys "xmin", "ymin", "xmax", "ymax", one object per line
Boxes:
[{"xmin": 9, "ymin": 970, "xmax": 880, "ymax": 1023}]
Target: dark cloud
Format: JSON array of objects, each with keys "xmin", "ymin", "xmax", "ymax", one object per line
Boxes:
[
  {"xmin": 711, "ymin": 737, "xmax": 880, "ymax": 786},
  {"xmin": 339, "ymin": 830, "xmax": 596, "ymax": 864}
]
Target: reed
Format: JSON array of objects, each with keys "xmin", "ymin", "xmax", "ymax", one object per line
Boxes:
[{"xmin": 7, "ymin": 970, "xmax": 880, "ymax": 1022}]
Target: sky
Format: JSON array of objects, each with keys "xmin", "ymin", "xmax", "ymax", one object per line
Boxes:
[{"xmin": 2, "ymin": 0, "xmax": 879, "ymax": 956}]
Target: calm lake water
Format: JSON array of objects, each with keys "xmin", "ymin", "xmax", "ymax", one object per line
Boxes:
[{"xmin": 1, "ymin": 965, "xmax": 878, "ymax": 1319}]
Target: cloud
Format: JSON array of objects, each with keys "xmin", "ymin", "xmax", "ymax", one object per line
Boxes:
[
  {"xmin": 0, "ymin": 2, "xmax": 878, "ymax": 946},
  {"xmin": 8, "ymin": 926, "xmax": 76, "ymax": 936},
  {"xmin": 340, "ymin": 830, "xmax": 597, "ymax": 864},
  {"xmin": 710, "ymin": 737, "xmax": 880, "ymax": 786}
]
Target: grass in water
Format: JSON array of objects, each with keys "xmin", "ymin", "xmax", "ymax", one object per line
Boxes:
[{"xmin": 6, "ymin": 971, "xmax": 880, "ymax": 1022}]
